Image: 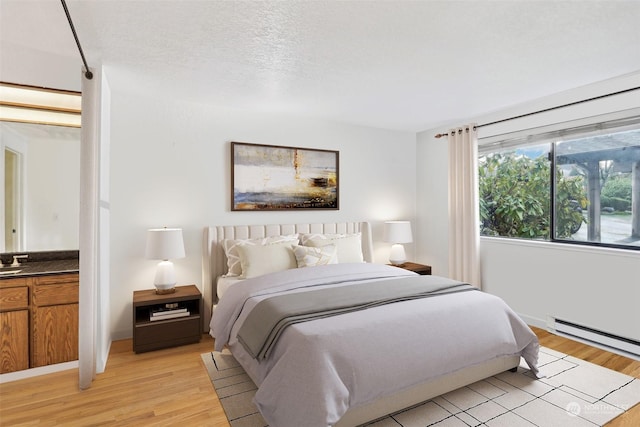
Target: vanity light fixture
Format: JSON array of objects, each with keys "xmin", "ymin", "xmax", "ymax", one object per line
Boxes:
[
  {"xmin": 145, "ymin": 227, "xmax": 185, "ymax": 294},
  {"xmin": 384, "ymin": 220, "xmax": 413, "ymax": 266},
  {"xmin": 0, "ymin": 82, "xmax": 81, "ymax": 127}
]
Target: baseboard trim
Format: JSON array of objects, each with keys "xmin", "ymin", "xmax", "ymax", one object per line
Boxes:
[{"xmin": 0, "ymin": 361, "xmax": 78, "ymax": 384}]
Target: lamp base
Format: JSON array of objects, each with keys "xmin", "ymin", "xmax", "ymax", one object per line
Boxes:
[
  {"xmin": 154, "ymin": 260, "xmax": 177, "ymax": 294},
  {"xmin": 389, "ymin": 244, "xmax": 407, "ymax": 266}
]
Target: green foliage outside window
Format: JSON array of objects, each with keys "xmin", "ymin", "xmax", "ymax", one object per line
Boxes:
[
  {"xmin": 479, "ymin": 152, "xmax": 588, "ymax": 239},
  {"xmin": 601, "ymin": 175, "xmax": 632, "ymax": 212},
  {"xmin": 555, "ymin": 174, "xmax": 589, "ymax": 238}
]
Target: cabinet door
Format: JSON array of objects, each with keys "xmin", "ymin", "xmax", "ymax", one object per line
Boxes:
[
  {"xmin": 32, "ymin": 304, "xmax": 79, "ymax": 367},
  {"xmin": 1, "ymin": 310, "xmax": 29, "ymax": 373}
]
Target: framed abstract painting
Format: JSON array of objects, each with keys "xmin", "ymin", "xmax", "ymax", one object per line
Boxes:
[{"xmin": 231, "ymin": 142, "xmax": 339, "ymax": 211}]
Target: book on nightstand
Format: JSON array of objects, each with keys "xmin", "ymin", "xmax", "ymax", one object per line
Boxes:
[
  {"xmin": 149, "ymin": 310, "xmax": 190, "ymax": 321},
  {"xmin": 151, "ymin": 307, "xmax": 188, "ymax": 316}
]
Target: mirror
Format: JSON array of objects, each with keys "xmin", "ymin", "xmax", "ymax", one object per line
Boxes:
[{"xmin": 1, "ymin": 121, "xmax": 80, "ymax": 252}]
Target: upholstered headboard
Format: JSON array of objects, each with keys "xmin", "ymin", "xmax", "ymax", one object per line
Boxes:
[{"xmin": 201, "ymin": 221, "xmax": 373, "ymax": 331}]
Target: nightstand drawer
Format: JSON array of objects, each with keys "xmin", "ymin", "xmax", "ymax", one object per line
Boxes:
[{"xmin": 134, "ymin": 316, "xmax": 201, "ymax": 352}]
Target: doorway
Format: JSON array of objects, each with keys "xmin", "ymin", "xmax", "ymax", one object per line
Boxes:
[{"xmin": 3, "ymin": 147, "xmax": 23, "ymax": 252}]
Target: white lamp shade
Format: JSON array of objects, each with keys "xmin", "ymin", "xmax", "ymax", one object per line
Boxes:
[
  {"xmin": 145, "ymin": 228, "xmax": 185, "ymax": 260},
  {"xmin": 384, "ymin": 221, "xmax": 413, "ymax": 244}
]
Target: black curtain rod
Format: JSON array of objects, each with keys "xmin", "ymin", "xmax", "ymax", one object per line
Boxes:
[
  {"xmin": 61, "ymin": 0, "xmax": 93, "ymax": 80},
  {"xmin": 434, "ymin": 85, "xmax": 640, "ymax": 138}
]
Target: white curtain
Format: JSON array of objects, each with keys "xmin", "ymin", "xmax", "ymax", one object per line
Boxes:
[{"xmin": 448, "ymin": 125, "xmax": 481, "ymax": 288}]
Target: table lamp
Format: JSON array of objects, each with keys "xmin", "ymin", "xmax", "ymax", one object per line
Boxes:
[
  {"xmin": 384, "ymin": 221, "xmax": 413, "ymax": 266},
  {"xmin": 145, "ymin": 227, "xmax": 185, "ymax": 294}
]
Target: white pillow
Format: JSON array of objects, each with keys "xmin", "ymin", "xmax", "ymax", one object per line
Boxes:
[
  {"xmin": 299, "ymin": 233, "xmax": 343, "ymax": 246},
  {"xmin": 237, "ymin": 241, "xmax": 298, "ymax": 278},
  {"xmin": 302, "ymin": 233, "xmax": 363, "ymax": 263},
  {"xmin": 292, "ymin": 244, "xmax": 338, "ymax": 268},
  {"xmin": 222, "ymin": 234, "xmax": 298, "ymax": 276}
]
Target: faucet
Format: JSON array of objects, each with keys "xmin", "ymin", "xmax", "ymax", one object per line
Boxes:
[{"xmin": 11, "ymin": 254, "xmax": 28, "ymax": 267}]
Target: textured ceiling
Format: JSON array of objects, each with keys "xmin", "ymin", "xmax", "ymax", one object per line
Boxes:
[{"xmin": 1, "ymin": 0, "xmax": 640, "ymax": 132}]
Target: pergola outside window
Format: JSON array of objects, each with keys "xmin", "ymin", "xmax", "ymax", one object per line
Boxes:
[{"xmin": 555, "ymin": 128, "xmax": 640, "ymax": 247}]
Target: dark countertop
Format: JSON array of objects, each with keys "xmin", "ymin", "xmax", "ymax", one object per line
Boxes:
[
  {"xmin": 0, "ymin": 260, "xmax": 79, "ymax": 278},
  {"xmin": 0, "ymin": 251, "xmax": 79, "ymax": 278}
]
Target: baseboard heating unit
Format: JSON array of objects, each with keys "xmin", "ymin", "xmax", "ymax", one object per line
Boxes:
[{"xmin": 554, "ymin": 318, "xmax": 640, "ymax": 359}]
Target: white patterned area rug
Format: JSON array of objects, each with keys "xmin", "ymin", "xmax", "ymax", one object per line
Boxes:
[{"xmin": 201, "ymin": 347, "xmax": 639, "ymax": 427}]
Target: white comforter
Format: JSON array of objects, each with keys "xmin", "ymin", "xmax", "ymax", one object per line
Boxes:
[{"xmin": 211, "ymin": 263, "xmax": 539, "ymax": 427}]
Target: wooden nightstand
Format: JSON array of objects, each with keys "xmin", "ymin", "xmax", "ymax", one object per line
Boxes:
[
  {"xmin": 390, "ymin": 262, "xmax": 432, "ymax": 275},
  {"xmin": 132, "ymin": 285, "xmax": 203, "ymax": 353}
]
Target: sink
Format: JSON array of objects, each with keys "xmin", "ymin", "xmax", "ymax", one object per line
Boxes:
[{"xmin": 0, "ymin": 267, "xmax": 22, "ymax": 275}]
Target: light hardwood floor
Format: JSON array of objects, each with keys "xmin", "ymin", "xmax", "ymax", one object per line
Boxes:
[{"xmin": 0, "ymin": 327, "xmax": 638, "ymax": 426}]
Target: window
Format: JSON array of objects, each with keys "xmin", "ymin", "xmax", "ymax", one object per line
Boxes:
[{"xmin": 479, "ymin": 120, "xmax": 640, "ymax": 250}]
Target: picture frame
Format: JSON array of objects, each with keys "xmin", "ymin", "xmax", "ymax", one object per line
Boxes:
[{"xmin": 231, "ymin": 141, "xmax": 339, "ymax": 211}]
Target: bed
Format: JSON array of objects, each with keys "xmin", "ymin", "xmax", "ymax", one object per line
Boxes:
[{"xmin": 203, "ymin": 221, "xmax": 539, "ymax": 427}]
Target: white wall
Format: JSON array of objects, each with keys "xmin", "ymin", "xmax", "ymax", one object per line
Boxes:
[
  {"xmin": 416, "ymin": 71, "xmax": 640, "ymax": 342},
  {"xmin": 480, "ymin": 238, "xmax": 639, "ymax": 342},
  {"xmin": 108, "ymin": 90, "xmax": 417, "ymax": 339},
  {"xmin": 25, "ymin": 136, "xmax": 80, "ymax": 251},
  {"xmin": 0, "ymin": 42, "xmax": 81, "ymax": 92},
  {"xmin": 416, "ymin": 129, "xmax": 449, "ymax": 276}
]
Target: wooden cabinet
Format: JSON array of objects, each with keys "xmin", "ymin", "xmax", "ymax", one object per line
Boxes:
[
  {"xmin": 133, "ymin": 285, "xmax": 203, "ymax": 353},
  {"xmin": 0, "ymin": 272, "xmax": 78, "ymax": 373},
  {"xmin": 31, "ymin": 274, "xmax": 79, "ymax": 367},
  {"xmin": 0, "ymin": 278, "xmax": 30, "ymax": 373}
]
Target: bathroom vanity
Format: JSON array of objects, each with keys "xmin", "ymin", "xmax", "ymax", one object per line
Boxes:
[{"xmin": 0, "ymin": 251, "xmax": 79, "ymax": 373}]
